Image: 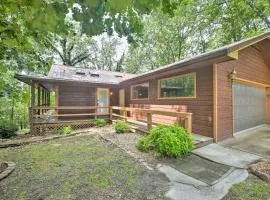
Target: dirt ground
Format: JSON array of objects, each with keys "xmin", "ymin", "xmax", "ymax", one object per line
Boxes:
[{"xmin": 0, "ymin": 134, "xmax": 169, "ymax": 200}]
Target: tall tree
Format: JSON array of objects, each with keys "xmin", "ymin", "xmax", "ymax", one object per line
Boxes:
[{"xmin": 124, "ymin": 0, "xmax": 270, "ymax": 73}]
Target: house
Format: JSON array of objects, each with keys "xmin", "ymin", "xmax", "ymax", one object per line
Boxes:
[{"xmin": 15, "ymin": 31, "xmax": 270, "ymax": 142}]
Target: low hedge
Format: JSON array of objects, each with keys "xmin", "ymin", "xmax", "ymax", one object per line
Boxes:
[{"xmin": 137, "ymin": 124, "xmax": 193, "ymax": 157}]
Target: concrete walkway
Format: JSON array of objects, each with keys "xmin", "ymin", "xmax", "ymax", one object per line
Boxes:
[
  {"xmin": 158, "ymin": 143, "xmax": 264, "ymax": 200},
  {"xmin": 158, "ymin": 164, "xmax": 248, "ymax": 200},
  {"xmin": 192, "ymin": 143, "xmax": 262, "ymax": 168}
]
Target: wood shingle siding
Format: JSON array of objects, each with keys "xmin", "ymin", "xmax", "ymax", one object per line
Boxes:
[{"xmin": 235, "ymin": 45, "xmax": 270, "ymax": 85}]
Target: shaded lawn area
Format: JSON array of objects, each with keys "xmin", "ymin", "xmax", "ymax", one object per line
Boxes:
[
  {"xmin": 0, "ymin": 135, "xmax": 168, "ymax": 200},
  {"xmin": 224, "ymin": 174, "xmax": 270, "ymax": 200}
]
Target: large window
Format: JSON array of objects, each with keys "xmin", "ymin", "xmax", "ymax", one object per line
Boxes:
[
  {"xmin": 158, "ymin": 73, "xmax": 196, "ymax": 98},
  {"xmin": 131, "ymin": 83, "xmax": 149, "ymax": 99}
]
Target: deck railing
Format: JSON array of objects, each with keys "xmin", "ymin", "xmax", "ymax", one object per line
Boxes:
[
  {"xmin": 110, "ymin": 106, "xmax": 192, "ymax": 133},
  {"xmin": 30, "ymin": 106, "xmax": 192, "ymax": 134},
  {"xmin": 31, "ymin": 106, "xmax": 109, "ymax": 118}
]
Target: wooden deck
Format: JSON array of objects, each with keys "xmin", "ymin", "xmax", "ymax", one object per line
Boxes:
[{"xmin": 30, "ymin": 106, "xmax": 194, "ymax": 138}]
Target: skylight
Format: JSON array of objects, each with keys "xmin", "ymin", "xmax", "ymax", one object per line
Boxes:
[
  {"xmin": 90, "ymin": 73, "xmax": 99, "ymax": 77},
  {"xmin": 76, "ymin": 71, "xmax": 86, "ymax": 75},
  {"xmin": 115, "ymin": 75, "xmax": 123, "ymax": 78}
]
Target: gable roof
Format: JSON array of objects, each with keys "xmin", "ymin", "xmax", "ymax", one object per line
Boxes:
[
  {"xmin": 15, "ymin": 65, "xmax": 136, "ymax": 86},
  {"xmin": 121, "ymin": 31, "xmax": 270, "ymax": 83},
  {"xmin": 47, "ymin": 65, "xmax": 136, "ymax": 84}
]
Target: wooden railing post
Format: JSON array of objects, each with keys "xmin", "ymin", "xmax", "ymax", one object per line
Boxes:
[
  {"xmin": 124, "ymin": 109, "xmax": 127, "ymax": 122},
  {"xmin": 109, "ymin": 107, "xmax": 112, "ymax": 121},
  {"xmin": 185, "ymin": 115, "xmax": 192, "ymax": 134},
  {"xmin": 147, "ymin": 112, "xmax": 152, "ymax": 131}
]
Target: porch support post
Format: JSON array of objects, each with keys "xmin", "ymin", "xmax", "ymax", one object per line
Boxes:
[
  {"xmin": 147, "ymin": 112, "xmax": 152, "ymax": 131},
  {"xmin": 30, "ymin": 82, "xmax": 35, "ymax": 134},
  {"xmin": 266, "ymin": 87, "xmax": 270, "ymax": 123},
  {"xmin": 41, "ymin": 89, "xmax": 44, "ymax": 114},
  {"xmin": 55, "ymin": 86, "xmax": 59, "ymax": 117},
  {"xmin": 37, "ymin": 86, "xmax": 41, "ymax": 115},
  {"xmin": 48, "ymin": 92, "xmax": 50, "ymax": 106}
]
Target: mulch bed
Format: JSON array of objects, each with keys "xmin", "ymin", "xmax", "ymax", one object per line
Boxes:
[{"xmin": 249, "ymin": 161, "xmax": 270, "ymax": 183}]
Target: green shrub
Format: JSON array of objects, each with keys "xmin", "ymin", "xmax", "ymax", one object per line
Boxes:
[
  {"xmin": 95, "ymin": 119, "xmax": 106, "ymax": 127},
  {"xmin": 137, "ymin": 124, "xmax": 193, "ymax": 157},
  {"xmin": 0, "ymin": 121, "xmax": 18, "ymax": 139},
  {"xmin": 58, "ymin": 126, "xmax": 73, "ymax": 136},
  {"xmin": 114, "ymin": 120, "xmax": 131, "ymax": 134},
  {"xmin": 136, "ymin": 136, "xmax": 151, "ymax": 152}
]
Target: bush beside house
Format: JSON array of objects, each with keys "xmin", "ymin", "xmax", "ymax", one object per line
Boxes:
[
  {"xmin": 114, "ymin": 120, "xmax": 131, "ymax": 134},
  {"xmin": 137, "ymin": 124, "xmax": 193, "ymax": 157},
  {"xmin": 95, "ymin": 119, "xmax": 106, "ymax": 127},
  {"xmin": 58, "ymin": 126, "xmax": 73, "ymax": 136}
]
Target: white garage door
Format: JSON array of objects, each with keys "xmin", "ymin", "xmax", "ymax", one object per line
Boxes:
[{"xmin": 233, "ymin": 83, "xmax": 266, "ymax": 133}]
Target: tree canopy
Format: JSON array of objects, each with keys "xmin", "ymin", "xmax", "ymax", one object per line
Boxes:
[{"xmin": 0, "ymin": 0, "xmax": 269, "ymax": 130}]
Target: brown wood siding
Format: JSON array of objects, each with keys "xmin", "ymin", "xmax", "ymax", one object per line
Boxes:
[
  {"xmin": 110, "ymin": 88, "xmax": 119, "ymax": 106},
  {"xmin": 216, "ymin": 45, "xmax": 270, "ymax": 140},
  {"xmin": 216, "ymin": 61, "xmax": 234, "ymax": 141},
  {"xmin": 235, "ymin": 46, "xmax": 270, "ymax": 85},
  {"xmin": 124, "ymin": 65, "xmax": 214, "ymax": 137},
  {"xmin": 58, "ymin": 86, "xmax": 96, "ymax": 115}
]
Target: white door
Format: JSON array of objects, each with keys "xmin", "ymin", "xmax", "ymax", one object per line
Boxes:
[
  {"xmin": 97, "ymin": 88, "xmax": 109, "ymax": 114},
  {"xmin": 233, "ymin": 83, "xmax": 266, "ymax": 133}
]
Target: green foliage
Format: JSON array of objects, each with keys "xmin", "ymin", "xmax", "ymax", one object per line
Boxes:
[
  {"xmin": 124, "ymin": 0, "xmax": 270, "ymax": 73},
  {"xmin": 114, "ymin": 120, "xmax": 131, "ymax": 134},
  {"xmin": 0, "ymin": 120, "xmax": 18, "ymax": 139},
  {"xmin": 137, "ymin": 124, "xmax": 193, "ymax": 157},
  {"xmin": 58, "ymin": 126, "xmax": 73, "ymax": 136},
  {"xmin": 95, "ymin": 119, "xmax": 106, "ymax": 127},
  {"xmin": 136, "ymin": 136, "xmax": 151, "ymax": 152}
]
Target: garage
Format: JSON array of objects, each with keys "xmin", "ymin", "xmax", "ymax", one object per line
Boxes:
[{"xmin": 233, "ymin": 83, "xmax": 266, "ymax": 133}]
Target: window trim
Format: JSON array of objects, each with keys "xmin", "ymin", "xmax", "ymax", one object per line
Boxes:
[
  {"xmin": 130, "ymin": 82, "xmax": 150, "ymax": 100},
  {"xmin": 157, "ymin": 72, "xmax": 196, "ymax": 99}
]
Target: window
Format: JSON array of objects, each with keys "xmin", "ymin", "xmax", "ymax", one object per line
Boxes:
[
  {"xmin": 131, "ymin": 83, "xmax": 149, "ymax": 99},
  {"xmin": 158, "ymin": 73, "xmax": 196, "ymax": 98}
]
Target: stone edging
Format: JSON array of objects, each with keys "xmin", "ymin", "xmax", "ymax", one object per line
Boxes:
[
  {"xmin": 0, "ymin": 130, "xmax": 93, "ymax": 148},
  {"xmin": 0, "ymin": 162, "xmax": 16, "ymax": 180}
]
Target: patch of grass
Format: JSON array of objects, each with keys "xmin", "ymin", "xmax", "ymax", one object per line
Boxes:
[
  {"xmin": 225, "ymin": 174, "xmax": 270, "ymax": 200},
  {"xmin": 0, "ymin": 135, "xmax": 167, "ymax": 200}
]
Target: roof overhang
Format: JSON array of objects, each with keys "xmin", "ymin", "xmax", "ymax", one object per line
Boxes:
[{"xmin": 14, "ymin": 74, "xmax": 121, "ymax": 90}]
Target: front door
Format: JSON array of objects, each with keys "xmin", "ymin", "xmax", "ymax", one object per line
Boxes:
[{"xmin": 97, "ymin": 88, "xmax": 109, "ymax": 114}]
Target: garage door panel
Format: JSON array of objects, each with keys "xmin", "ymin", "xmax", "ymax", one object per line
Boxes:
[{"xmin": 233, "ymin": 83, "xmax": 266, "ymax": 132}]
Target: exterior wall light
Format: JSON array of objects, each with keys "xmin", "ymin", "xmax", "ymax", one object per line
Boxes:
[{"xmin": 230, "ymin": 67, "xmax": 237, "ymax": 80}]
